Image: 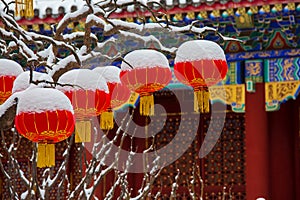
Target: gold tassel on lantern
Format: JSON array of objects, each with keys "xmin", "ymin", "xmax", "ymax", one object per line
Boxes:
[
  {"xmin": 100, "ymin": 111, "xmax": 114, "ymax": 130},
  {"xmin": 37, "ymin": 143, "xmax": 55, "ymax": 168},
  {"xmin": 203, "ymin": 88, "xmax": 210, "ymax": 113},
  {"xmin": 139, "ymin": 94, "xmax": 154, "ymax": 116},
  {"xmin": 75, "ymin": 120, "xmax": 91, "ymax": 143},
  {"xmin": 194, "ymin": 90, "xmax": 203, "ymax": 113},
  {"xmin": 194, "ymin": 87, "xmax": 210, "ymax": 113},
  {"xmin": 15, "ymin": 0, "xmax": 34, "ymax": 18}
]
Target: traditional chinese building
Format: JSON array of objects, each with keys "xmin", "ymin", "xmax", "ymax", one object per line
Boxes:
[{"xmin": 0, "ymin": 0, "xmax": 299, "ymax": 199}]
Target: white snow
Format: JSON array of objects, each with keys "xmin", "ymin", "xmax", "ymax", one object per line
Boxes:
[
  {"xmin": 179, "ymin": 0, "xmax": 186, "ymax": 4},
  {"xmin": 166, "ymin": 0, "xmax": 174, "ymax": 6},
  {"xmin": 47, "ymin": 55, "xmax": 77, "ymax": 77},
  {"xmin": 174, "ymin": 40, "xmax": 226, "ymax": 63},
  {"xmin": 118, "ymin": 30, "xmax": 177, "ymax": 53},
  {"xmin": 86, "ymin": 14, "xmax": 106, "ymax": 26},
  {"xmin": 121, "ymin": 49, "xmax": 170, "ymax": 70},
  {"xmin": 12, "ymin": 71, "xmax": 53, "ymax": 93},
  {"xmin": 93, "ymin": 66, "xmax": 121, "ymax": 83},
  {"xmin": 56, "ymin": 69, "xmax": 108, "ymax": 93},
  {"xmin": 115, "ymin": 0, "xmax": 161, "ymax": 6},
  {"xmin": 57, "ymin": 5, "xmax": 90, "ymax": 30},
  {"xmin": 0, "ymin": 59, "xmax": 23, "ymax": 76},
  {"xmin": 34, "ymin": 0, "xmax": 87, "ymax": 19},
  {"xmin": 39, "ymin": 189, "xmax": 45, "ymax": 199},
  {"xmin": 21, "ymin": 190, "xmax": 28, "ymax": 199},
  {"xmin": 127, "ymin": 5, "xmax": 135, "ymax": 12},
  {"xmin": 16, "ymin": 85, "xmax": 74, "ymax": 114}
]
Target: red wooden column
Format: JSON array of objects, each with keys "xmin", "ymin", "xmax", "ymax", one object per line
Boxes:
[
  {"xmin": 294, "ymin": 99, "xmax": 300, "ymax": 200},
  {"xmin": 268, "ymin": 99, "xmax": 297, "ymax": 200},
  {"xmin": 245, "ymin": 83, "xmax": 270, "ymax": 199}
]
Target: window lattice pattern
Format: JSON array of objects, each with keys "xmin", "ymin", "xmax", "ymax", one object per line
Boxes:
[
  {"xmin": 0, "ymin": 130, "xmax": 69, "ymax": 199},
  {"xmin": 147, "ymin": 112, "xmax": 246, "ymax": 199},
  {"xmin": 1, "ymin": 160, "xmax": 67, "ymax": 199},
  {"xmin": 152, "ymin": 115, "xmax": 199, "ymax": 190},
  {"xmin": 203, "ymin": 113, "xmax": 246, "ymax": 199}
]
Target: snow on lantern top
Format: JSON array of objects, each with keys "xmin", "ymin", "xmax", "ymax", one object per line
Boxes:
[
  {"xmin": 174, "ymin": 40, "xmax": 226, "ymax": 63},
  {"xmin": 16, "ymin": 86, "xmax": 74, "ymax": 114},
  {"xmin": 121, "ymin": 49, "xmax": 170, "ymax": 70},
  {"xmin": 57, "ymin": 69, "xmax": 109, "ymax": 93},
  {"xmin": 12, "ymin": 71, "xmax": 54, "ymax": 93},
  {"xmin": 93, "ymin": 66, "xmax": 121, "ymax": 83},
  {"xmin": 0, "ymin": 59, "xmax": 23, "ymax": 76}
]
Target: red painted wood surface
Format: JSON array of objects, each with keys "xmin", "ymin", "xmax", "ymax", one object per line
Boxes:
[{"xmin": 245, "ymin": 83, "xmax": 270, "ymax": 199}]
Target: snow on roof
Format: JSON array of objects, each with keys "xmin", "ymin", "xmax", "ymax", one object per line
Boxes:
[
  {"xmin": 2, "ymin": 0, "xmax": 258, "ymax": 20},
  {"xmin": 174, "ymin": 40, "xmax": 226, "ymax": 63},
  {"xmin": 16, "ymin": 85, "xmax": 74, "ymax": 114},
  {"xmin": 0, "ymin": 59, "xmax": 23, "ymax": 76},
  {"xmin": 121, "ymin": 49, "xmax": 170, "ymax": 70},
  {"xmin": 56, "ymin": 68, "xmax": 109, "ymax": 92},
  {"xmin": 12, "ymin": 71, "xmax": 53, "ymax": 93},
  {"xmin": 92, "ymin": 66, "xmax": 121, "ymax": 83}
]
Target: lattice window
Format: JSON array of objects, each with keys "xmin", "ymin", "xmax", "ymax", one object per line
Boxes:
[
  {"xmin": 146, "ymin": 113, "xmax": 203, "ymax": 199},
  {"xmin": 0, "ymin": 130, "xmax": 69, "ymax": 199},
  {"xmin": 203, "ymin": 113, "xmax": 246, "ymax": 199},
  {"xmin": 147, "ymin": 112, "xmax": 246, "ymax": 199}
]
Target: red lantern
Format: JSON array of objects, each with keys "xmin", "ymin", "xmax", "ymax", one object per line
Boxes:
[
  {"xmin": 93, "ymin": 66, "xmax": 130, "ymax": 130},
  {"xmin": 120, "ymin": 49, "xmax": 172, "ymax": 116},
  {"xmin": 15, "ymin": 87, "xmax": 75, "ymax": 168},
  {"xmin": 57, "ymin": 69, "xmax": 110, "ymax": 142},
  {"xmin": 174, "ymin": 40, "xmax": 228, "ymax": 113},
  {"xmin": 0, "ymin": 59, "xmax": 23, "ymax": 104}
]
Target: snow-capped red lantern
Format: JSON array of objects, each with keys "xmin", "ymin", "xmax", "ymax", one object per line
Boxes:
[
  {"xmin": 14, "ymin": 87, "xmax": 75, "ymax": 168},
  {"xmin": 12, "ymin": 71, "xmax": 53, "ymax": 93},
  {"xmin": 0, "ymin": 59, "xmax": 23, "ymax": 104},
  {"xmin": 93, "ymin": 66, "xmax": 130, "ymax": 130},
  {"xmin": 174, "ymin": 40, "xmax": 228, "ymax": 113},
  {"xmin": 120, "ymin": 49, "xmax": 172, "ymax": 116},
  {"xmin": 57, "ymin": 69, "xmax": 109, "ymax": 142}
]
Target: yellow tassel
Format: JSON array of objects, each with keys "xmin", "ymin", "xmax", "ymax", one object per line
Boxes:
[
  {"xmin": 140, "ymin": 95, "xmax": 154, "ymax": 116},
  {"xmin": 203, "ymin": 90, "xmax": 210, "ymax": 113},
  {"xmin": 37, "ymin": 144, "xmax": 55, "ymax": 168},
  {"xmin": 194, "ymin": 89, "xmax": 210, "ymax": 113},
  {"xmin": 75, "ymin": 121, "xmax": 91, "ymax": 143},
  {"xmin": 100, "ymin": 111, "xmax": 114, "ymax": 130},
  {"xmin": 194, "ymin": 90, "xmax": 202, "ymax": 113},
  {"xmin": 15, "ymin": 0, "xmax": 34, "ymax": 18}
]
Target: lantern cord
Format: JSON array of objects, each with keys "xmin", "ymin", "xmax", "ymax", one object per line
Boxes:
[
  {"xmin": 75, "ymin": 120, "xmax": 91, "ymax": 143},
  {"xmin": 15, "ymin": 0, "xmax": 34, "ymax": 18},
  {"xmin": 100, "ymin": 111, "xmax": 114, "ymax": 130},
  {"xmin": 37, "ymin": 143, "xmax": 55, "ymax": 168},
  {"xmin": 140, "ymin": 94, "xmax": 154, "ymax": 116},
  {"xmin": 194, "ymin": 88, "xmax": 210, "ymax": 113}
]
